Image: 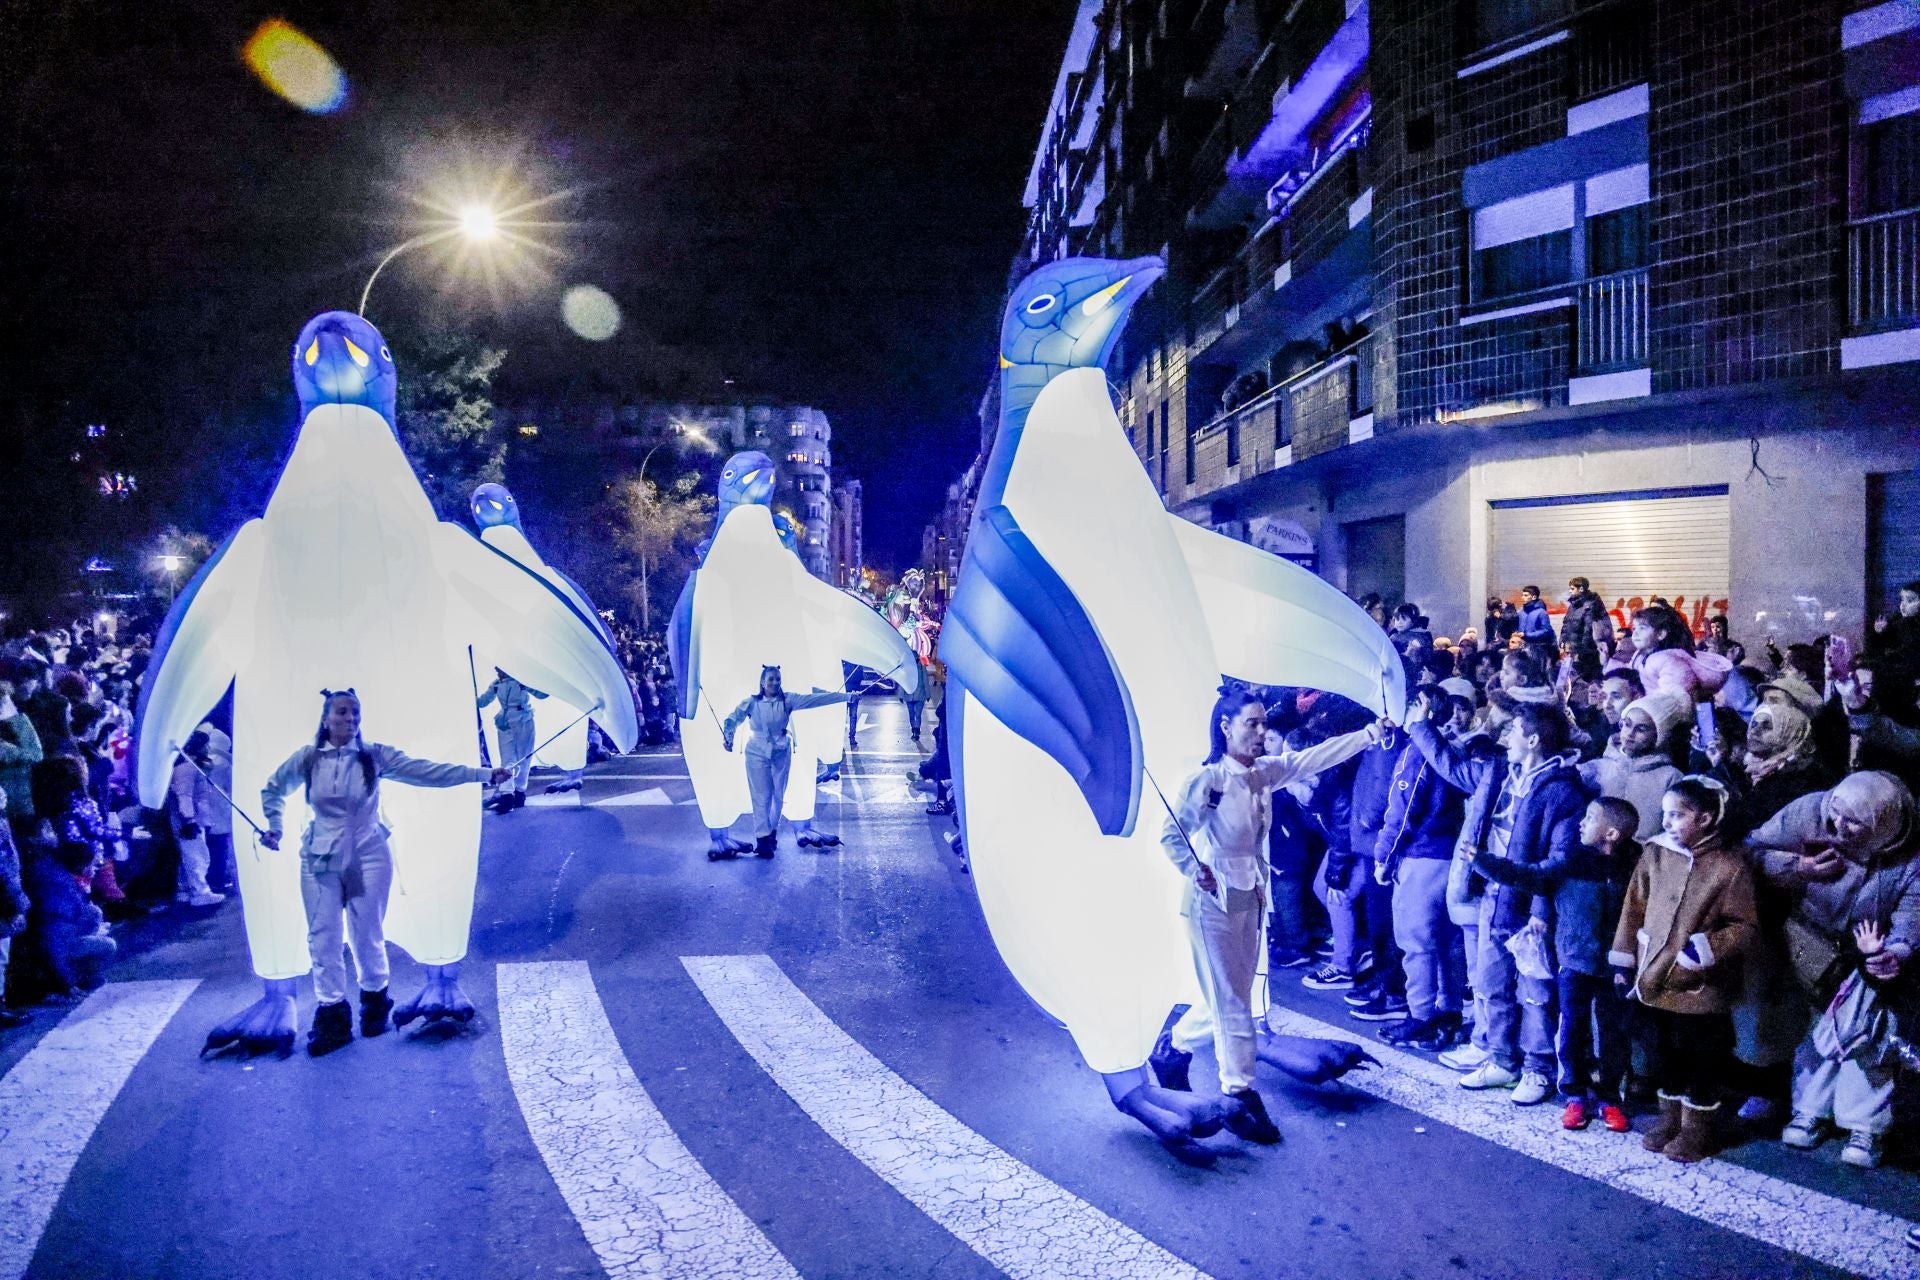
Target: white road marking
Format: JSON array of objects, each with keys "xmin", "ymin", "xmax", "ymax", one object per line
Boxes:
[
  {"xmin": 682, "ymin": 954, "xmax": 1209, "ymax": 1280},
  {"xmin": 0, "ymin": 980, "xmax": 199, "ymax": 1280},
  {"xmin": 496, "ymin": 961, "xmax": 798, "ymax": 1280},
  {"xmin": 527, "ymin": 786, "xmax": 676, "ymax": 807},
  {"xmin": 1262, "ymin": 1004, "xmax": 1920, "ymax": 1280}
]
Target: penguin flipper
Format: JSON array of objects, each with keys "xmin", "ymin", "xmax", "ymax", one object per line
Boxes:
[
  {"xmin": 436, "ymin": 526, "xmax": 640, "ymax": 752},
  {"xmin": 1165, "ymin": 514, "xmax": 1406, "ymax": 723},
  {"xmin": 942, "ymin": 503, "xmax": 1140, "ymax": 837},
  {"xmin": 668, "ymin": 569, "xmax": 698, "ymax": 720},
  {"xmin": 133, "ymin": 521, "xmax": 266, "ymax": 809},
  {"xmin": 795, "ymin": 574, "xmax": 920, "ymax": 697}
]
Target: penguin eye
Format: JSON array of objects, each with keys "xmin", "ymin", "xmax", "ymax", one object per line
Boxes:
[
  {"xmin": 344, "ymin": 337, "xmax": 371, "ymax": 368},
  {"xmin": 380, "ymin": 346, "xmax": 391, "ymax": 362},
  {"xmin": 304, "ymin": 339, "xmax": 319, "ymax": 366},
  {"xmin": 1025, "ymin": 292, "xmax": 1058, "ymax": 315}
]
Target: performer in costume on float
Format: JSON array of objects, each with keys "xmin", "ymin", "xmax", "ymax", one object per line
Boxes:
[
  {"xmin": 135, "ymin": 310, "xmax": 636, "ymax": 1057},
  {"xmin": 668, "ymin": 451, "xmax": 918, "ymax": 859},
  {"xmin": 721, "ymin": 666, "xmax": 852, "ymax": 857},
  {"xmin": 470, "ymin": 483, "xmax": 616, "ymax": 794},
  {"xmin": 261, "ymin": 690, "xmax": 510, "ymax": 1056},
  {"xmin": 477, "ymin": 667, "xmax": 544, "ymax": 813},
  {"xmin": 940, "ymin": 257, "xmax": 1405, "ymax": 1153}
]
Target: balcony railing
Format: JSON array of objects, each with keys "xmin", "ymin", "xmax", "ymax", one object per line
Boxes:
[
  {"xmin": 1575, "ymin": 268, "xmax": 1648, "ymax": 374},
  {"xmin": 1850, "ymin": 210, "xmax": 1920, "ymax": 333},
  {"xmin": 1190, "ymin": 261, "xmax": 1245, "ymax": 349},
  {"xmin": 1348, "ymin": 333, "xmax": 1377, "ymax": 415},
  {"xmin": 1570, "ymin": 1, "xmax": 1648, "ymax": 103}
]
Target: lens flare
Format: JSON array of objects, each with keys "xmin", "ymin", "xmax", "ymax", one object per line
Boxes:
[
  {"xmin": 242, "ymin": 19, "xmax": 347, "ymax": 114},
  {"xmin": 561, "ymin": 284, "xmax": 621, "ymax": 341}
]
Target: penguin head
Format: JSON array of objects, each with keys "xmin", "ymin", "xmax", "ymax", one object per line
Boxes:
[
  {"xmin": 771, "ymin": 509, "xmax": 801, "ymax": 552},
  {"xmin": 292, "ymin": 311, "xmax": 397, "ymax": 428},
  {"xmin": 1000, "ymin": 255, "xmax": 1165, "ymax": 373},
  {"xmin": 470, "ymin": 482, "xmax": 522, "ymax": 531},
  {"xmin": 718, "ymin": 451, "xmax": 777, "ymax": 507}
]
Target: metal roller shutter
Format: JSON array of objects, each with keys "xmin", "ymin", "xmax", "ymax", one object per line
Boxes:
[
  {"xmin": 1869, "ymin": 470, "xmax": 1920, "ymax": 614},
  {"xmin": 1490, "ymin": 486, "xmax": 1731, "ymax": 629}
]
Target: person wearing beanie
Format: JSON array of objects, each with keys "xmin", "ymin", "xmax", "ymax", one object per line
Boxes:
[
  {"xmin": 1580, "ymin": 695, "xmax": 1685, "ymax": 842},
  {"xmin": 1439, "ymin": 676, "xmax": 1477, "ymax": 703}
]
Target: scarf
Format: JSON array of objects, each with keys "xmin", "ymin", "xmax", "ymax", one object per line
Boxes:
[
  {"xmin": 1745, "ymin": 700, "xmax": 1814, "ymax": 781},
  {"xmin": 1824, "ymin": 771, "xmax": 1916, "ymax": 862}
]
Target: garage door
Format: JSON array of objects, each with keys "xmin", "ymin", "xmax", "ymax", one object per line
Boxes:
[
  {"xmin": 1490, "ymin": 486, "xmax": 1730, "ymax": 633},
  {"xmin": 1869, "ymin": 470, "xmax": 1920, "ymax": 616}
]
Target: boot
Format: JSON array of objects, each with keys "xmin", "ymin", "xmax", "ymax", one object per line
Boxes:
[
  {"xmin": 754, "ymin": 833, "xmax": 777, "ymax": 858},
  {"xmin": 1641, "ymin": 1093, "xmax": 1685, "ymax": 1153},
  {"xmin": 306, "ymin": 1000, "xmax": 353, "ymax": 1057},
  {"xmin": 1663, "ymin": 1101, "xmax": 1720, "ymax": 1164},
  {"xmin": 512, "ymin": 791, "xmax": 527, "ymax": 810},
  {"xmin": 1223, "ymin": 1088, "xmax": 1282, "ymax": 1145},
  {"xmin": 359, "ymin": 987, "xmax": 394, "ymax": 1038}
]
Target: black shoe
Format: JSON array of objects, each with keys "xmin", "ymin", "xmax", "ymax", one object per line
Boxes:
[
  {"xmin": 925, "ymin": 799, "xmax": 953, "ymax": 816},
  {"xmin": 1344, "ymin": 980, "xmax": 1384, "ymax": 1007},
  {"xmin": 706, "ymin": 846, "xmax": 739, "ymax": 861},
  {"xmin": 0, "ymin": 1007, "xmax": 30, "ymax": 1029},
  {"xmin": 1409, "ymin": 1011, "xmax": 1466, "ymax": 1052},
  {"xmin": 359, "ymin": 987, "xmax": 393, "ymax": 1038},
  {"xmin": 512, "ymin": 791, "xmax": 527, "ymax": 810},
  {"xmin": 306, "ymin": 1000, "xmax": 353, "ymax": 1057},
  {"xmin": 1223, "ymin": 1088, "xmax": 1282, "ymax": 1144},
  {"xmin": 1149, "ymin": 1029, "xmax": 1193, "ymax": 1092},
  {"xmin": 1349, "ymin": 991, "xmax": 1410, "ymax": 1023},
  {"xmin": 1377, "ymin": 1016, "xmax": 1433, "ymax": 1047},
  {"xmin": 489, "ymin": 793, "xmax": 514, "ymax": 814},
  {"xmin": 754, "ymin": 834, "xmax": 776, "ymax": 858}
]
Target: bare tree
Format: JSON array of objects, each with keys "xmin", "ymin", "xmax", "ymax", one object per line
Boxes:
[{"xmin": 613, "ymin": 473, "xmax": 714, "ymax": 631}]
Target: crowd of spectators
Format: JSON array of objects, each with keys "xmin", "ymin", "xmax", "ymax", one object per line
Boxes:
[{"xmin": 1246, "ymin": 577, "xmax": 1920, "ymax": 1167}]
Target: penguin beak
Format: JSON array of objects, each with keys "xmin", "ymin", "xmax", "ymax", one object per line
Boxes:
[{"xmin": 310, "ymin": 331, "xmax": 370, "ymax": 403}]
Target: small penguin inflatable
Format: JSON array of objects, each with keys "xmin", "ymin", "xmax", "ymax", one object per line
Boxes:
[
  {"xmin": 941, "ymin": 258, "xmax": 1404, "ymax": 1146},
  {"xmin": 668, "ymin": 452, "xmax": 915, "ymax": 855},
  {"xmin": 136, "ymin": 311, "xmax": 638, "ymax": 1054},
  {"xmin": 470, "ymin": 482, "xmax": 615, "ymax": 791}
]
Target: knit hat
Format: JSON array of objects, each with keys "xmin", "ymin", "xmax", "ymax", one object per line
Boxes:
[
  {"xmin": 1439, "ymin": 677, "xmax": 1476, "ymax": 701},
  {"xmin": 1625, "ymin": 692, "xmax": 1690, "ymax": 745}
]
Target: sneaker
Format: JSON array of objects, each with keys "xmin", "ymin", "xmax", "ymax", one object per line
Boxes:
[
  {"xmin": 1438, "ymin": 1043, "xmax": 1491, "ymax": 1072},
  {"xmin": 1376, "ymin": 1017, "xmax": 1431, "ymax": 1047},
  {"xmin": 1458, "ymin": 1061, "xmax": 1520, "ymax": 1090},
  {"xmin": 1512, "ymin": 1071, "xmax": 1552, "ymax": 1105},
  {"xmin": 1343, "ymin": 982, "xmax": 1381, "ymax": 1007},
  {"xmin": 1301, "ymin": 964, "xmax": 1355, "ymax": 991},
  {"xmin": 1599, "ymin": 1103, "xmax": 1632, "ymax": 1133},
  {"xmin": 1562, "ymin": 1098, "xmax": 1591, "ymax": 1130},
  {"xmin": 1841, "ymin": 1131, "xmax": 1883, "ymax": 1169},
  {"xmin": 1268, "ymin": 949, "xmax": 1314, "ymax": 969},
  {"xmin": 1779, "ymin": 1117, "xmax": 1828, "ymax": 1150},
  {"xmin": 187, "ymin": 891, "xmax": 226, "ymax": 907},
  {"xmin": 1409, "ymin": 1012, "xmax": 1466, "ymax": 1053},
  {"xmin": 1348, "ymin": 992, "xmax": 1409, "ymax": 1023}
]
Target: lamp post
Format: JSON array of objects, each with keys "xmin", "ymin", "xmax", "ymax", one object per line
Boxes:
[
  {"xmin": 158, "ymin": 554, "xmax": 183, "ymax": 604},
  {"xmin": 630, "ymin": 423, "xmax": 714, "ymax": 632},
  {"xmin": 358, "ymin": 204, "xmax": 500, "ymax": 317}
]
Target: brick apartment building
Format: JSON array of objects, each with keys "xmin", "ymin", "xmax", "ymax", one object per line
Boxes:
[{"xmin": 968, "ymin": 0, "xmax": 1920, "ymax": 644}]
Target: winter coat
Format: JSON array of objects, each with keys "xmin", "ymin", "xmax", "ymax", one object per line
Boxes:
[
  {"xmin": 169, "ymin": 756, "xmax": 216, "ymax": 836},
  {"xmin": 1727, "ymin": 756, "xmax": 1837, "ymax": 838},
  {"xmin": 1476, "ymin": 841, "xmax": 1631, "ymax": 976},
  {"xmin": 22, "ymin": 849, "xmax": 109, "ymax": 990},
  {"xmin": 0, "ymin": 820, "xmax": 26, "ymax": 936},
  {"xmin": 24, "ymin": 687, "xmax": 73, "ymax": 759},
  {"xmin": 1373, "ymin": 736, "xmax": 1467, "ymax": 876},
  {"xmin": 1347, "ymin": 730, "xmax": 1403, "ymax": 867},
  {"xmin": 1406, "ymin": 720, "xmax": 1508, "ymax": 926},
  {"xmin": 1308, "ymin": 756, "xmax": 1361, "ymax": 884},
  {"xmin": 1748, "ymin": 793, "xmax": 1920, "ymax": 961},
  {"xmin": 0, "ymin": 713, "xmax": 43, "ymax": 820},
  {"xmin": 1468, "ymin": 756, "xmax": 1594, "ymax": 934},
  {"xmin": 1518, "ymin": 600, "xmax": 1557, "ymax": 647},
  {"xmin": 1849, "ymin": 711, "xmax": 1920, "ymax": 793},
  {"xmin": 1579, "ymin": 744, "xmax": 1680, "ymax": 842},
  {"xmin": 1268, "ymin": 785, "xmax": 1326, "ymax": 879},
  {"xmin": 1561, "ymin": 591, "xmax": 1609, "ymax": 654},
  {"xmin": 1610, "ymin": 833, "xmax": 1758, "ymax": 1014}
]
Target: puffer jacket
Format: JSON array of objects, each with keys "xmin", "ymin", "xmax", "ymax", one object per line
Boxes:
[
  {"xmin": 1406, "ymin": 720, "xmax": 1507, "ymax": 926},
  {"xmin": 1579, "ymin": 744, "xmax": 1680, "ymax": 842},
  {"xmin": 1347, "ymin": 729, "xmax": 1404, "ymax": 868},
  {"xmin": 1476, "ymin": 841, "xmax": 1631, "ymax": 977},
  {"xmin": 1518, "ymin": 600, "xmax": 1557, "ymax": 646},
  {"xmin": 1610, "ymin": 833, "xmax": 1758, "ymax": 1013},
  {"xmin": 1469, "ymin": 756, "xmax": 1594, "ymax": 935},
  {"xmin": 1373, "ymin": 736, "xmax": 1467, "ymax": 879}
]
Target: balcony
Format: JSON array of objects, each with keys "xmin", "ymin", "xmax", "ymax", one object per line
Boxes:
[
  {"xmin": 1181, "ymin": 333, "xmax": 1377, "ymax": 501},
  {"xmin": 1574, "ymin": 268, "xmax": 1648, "ymax": 373},
  {"xmin": 1849, "ymin": 209, "xmax": 1920, "ymax": 333},
  {"xmin": 1569, "ymin": 0, "xmax": 1649, "ymax": 103}
]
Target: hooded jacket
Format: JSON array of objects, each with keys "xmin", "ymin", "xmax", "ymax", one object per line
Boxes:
[
  {"xmin": 1469, "ymin": 754, "xmax": 1594, "ymax": 934},
  {"xmin": 1406, "ymin": 720, "xmax": 1509, "ymax": 926},
  {"xmin": 1579, "ymin": 743, "xmax": 1680, "ymax": 842},
  {"xmin": 1476, "ymin": 840, "xmax": 1631, "ymax": 977},
  {"xmin": 1518, "ymin": 599, "xmax": 1557, "ymax": 646},
  {"xmin": 1610, "ymin": 833, "xmax": 1757, "ymax": 1013},
  {"xmin": 1373, "ymin": 735, "xmax": 1467, "ymax": 876}
]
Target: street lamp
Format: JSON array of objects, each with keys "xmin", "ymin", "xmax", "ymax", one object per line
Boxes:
[
  {"xmin": 358, "ymin": 204, "xmax": 504, "ymax": 317},
  {"xmin": 157, "ymin": 554, "xmax": 184, "ymax": 604}
]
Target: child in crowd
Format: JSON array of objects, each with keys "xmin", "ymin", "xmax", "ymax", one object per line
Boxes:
[
  {"xmin": 1611, "ymin": 777, "xmax": 1758, "ymax": 1163},
  {"xmin": 1581, "ymin": 694, "xmax": 1684, "ymax": 841},
  {"xmin": 1477, "ymin": 795, "xmax": 1640, "ymax": 1132}
]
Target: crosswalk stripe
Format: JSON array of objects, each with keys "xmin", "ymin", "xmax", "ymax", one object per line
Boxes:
[
  {"xmin": 0, "ymin": 979, "xmax": 199, "ymax": 1280},
  {"xmin": 526, "ymin": 786, "xmax": 675, "ymax": 807},
  {"xmin": 496, "ymin": 961, "xmax": 799, "ymax": 1280},
  {"xmin": 1261, "ymin": 1004, "xmax": 1920, "ymax": 1280},
  {"xmin": 681, "ymin": 954, "xmax": 1210, "ymax": 1280}
]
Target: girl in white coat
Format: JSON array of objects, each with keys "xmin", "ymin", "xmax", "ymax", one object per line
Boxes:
[
  {"xmin": 261, "ymin": 690, "xmax": 508, "ymax": 1056},
  {"xmin": 721, "ymin": 666, "xmax": 850, "ymax": 858}
]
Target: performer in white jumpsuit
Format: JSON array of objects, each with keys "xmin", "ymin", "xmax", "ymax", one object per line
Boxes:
[
  {"xmin": 261, "ymin": 690, "xmax": 509, "ymax": 1056},
  {"xmin": 477, "ymin": 669, "xmax": 545, "ymax": 812},
  {"xmin": 721, "ymin": 666, "xmax": 851, "ymax": 857}
]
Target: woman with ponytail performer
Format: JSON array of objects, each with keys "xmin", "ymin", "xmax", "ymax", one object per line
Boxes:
[
  {"xmin": 721, "ymin": 665, "xmax": 851, "ymax": 858},
  {"xmin": 260, "ymin": 689, "xmax": 509, "ymax": 1057}
]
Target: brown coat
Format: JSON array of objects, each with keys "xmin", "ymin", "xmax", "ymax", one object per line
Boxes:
[{"xmin": 1609, "ymin": 835, "xmax": 1758, "ymax": 1014}]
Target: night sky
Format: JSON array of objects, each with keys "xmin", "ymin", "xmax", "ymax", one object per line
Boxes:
[{"xmin": 4, "ymin": 0, "xmax": 1074, "ymax": 570}]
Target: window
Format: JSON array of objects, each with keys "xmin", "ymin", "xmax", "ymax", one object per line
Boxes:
[
  {"xmin": 789, "ymin": 422, "xmax": 806, "ymax": 437},
  {"xmin": 1860, "ymin": 112, "xmax": 1920, "ymax": 217},
  {"xmin": 1475, "ymin": 232, "xmax": 1573, "ymax": 298},
  {"xmin": 1470, "ymin": 165, "xmax": 1649, "ymax": 301},
  {"xmin": 1470, "ymin": 0, "xmax": 1568, "ymax": 48},
  {"xmin": 1586, "ymin": 205, "xmax": 1648, "ymax": 276},
  {"xmin": 788, "ymin": 450, "xmax": 808, "ymax": 463}
]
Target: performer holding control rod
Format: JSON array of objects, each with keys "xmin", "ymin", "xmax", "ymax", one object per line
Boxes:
[{"xmin": 721, "ymin": 665, "xmax": 851, "ymax": 858}]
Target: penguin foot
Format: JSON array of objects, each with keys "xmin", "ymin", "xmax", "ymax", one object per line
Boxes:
[
  {"xmin": 814, "ymin": 831, "xmax": 841, "ymax": 847},
  {"xmin": 396, "ymin": 964, "xmax": 476, "ymax": 1028},
  {"xmin": 201, "ymin": 979, "xmax": 299, "ymax": 1059},
  {"xmin": 1149, "ymin": 1029, "xmax": 1194, "ymax": 1092},
  {"xmin": 1111, "ymin": 1082, "xmax": 1227, "ymax": 1152},
  {"xmin": 707, "ymin": 846, "xmax": 740, "ymax": 861},
  {"xmin": 1256, "ymin": 1031, "xmax": 1379, "ymax": 1086}
]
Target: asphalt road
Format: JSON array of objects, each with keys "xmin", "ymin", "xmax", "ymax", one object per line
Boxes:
[{"xmin": 4, "ymin": 699, "xmax": 1918, "ymax": 1280}]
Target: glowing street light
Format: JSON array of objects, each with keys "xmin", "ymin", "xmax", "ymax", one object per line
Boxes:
[
  {"xmin": 458, "ymin": 204, "xmax": 498, "ymax": 242},
  {"xmin": 157, "ymin": 553, "xmax": 185, "ymax": 604},
  {"xmin": 358, "ymin": 204, "xmax": 506, "ymax": 317}
]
